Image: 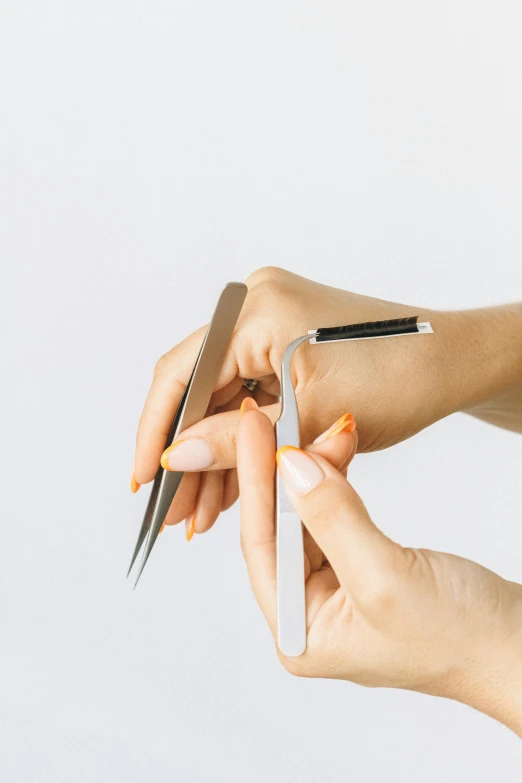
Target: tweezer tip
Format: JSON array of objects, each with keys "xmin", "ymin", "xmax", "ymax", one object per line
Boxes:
[
  {"xmin": 126, "ymin": 536, "xmax": 147, "ymax": 578},
  {"xmin": 126, "ymin": 552, "xmax": 139, "ymax": 579},
  {"xmin": 132, "ymin": 550, "xmax": 152, "ymax": 588},
  {"xmin": 133, "ymin": 569, "xmax": 144, "ymax": 590}
]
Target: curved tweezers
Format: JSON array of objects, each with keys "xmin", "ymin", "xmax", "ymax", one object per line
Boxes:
[{"xmin": 276, "ymin": 316, "xmax": 434, "ymax": 657}]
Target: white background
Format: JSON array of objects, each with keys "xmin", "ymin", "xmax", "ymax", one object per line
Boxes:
[{"xmin": 1, "ymin": 1, "xmax": 522, "ymax": 780}]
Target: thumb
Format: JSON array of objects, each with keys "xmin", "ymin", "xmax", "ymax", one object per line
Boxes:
[
  {"xmin": 158, "ymin": 385, "xmax": 327, "ymax": 474},
  {"xmin": 160, "ymin": 401, "xmax": 281, "ymax": 472},
  {"xmin": 276, "ymin": 446, "xmax": 400, "ymax": 600}
]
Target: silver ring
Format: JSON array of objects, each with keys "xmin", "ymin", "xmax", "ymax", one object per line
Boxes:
[{"xmin": 243, "ymin": 378, "xmax": 258, "ymax": 392}]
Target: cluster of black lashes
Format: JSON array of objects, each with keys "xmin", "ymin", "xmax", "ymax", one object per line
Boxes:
[{"xmin": 314, "ymin": 315, "xmax": 419, "ymax": 343}]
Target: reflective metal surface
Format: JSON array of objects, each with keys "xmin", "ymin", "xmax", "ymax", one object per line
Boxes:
[{"xmin": 129, "ymin": 282, "xmax": 248, "ymax": 586}]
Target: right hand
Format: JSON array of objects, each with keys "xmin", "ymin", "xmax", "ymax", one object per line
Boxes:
[
  {"xmin": 237, "ymin": 403, "xmax": 522, "ymax": 736},
  {"xmin": 132, "ymin": 266, "xmax": 521, "ymax": 535}
]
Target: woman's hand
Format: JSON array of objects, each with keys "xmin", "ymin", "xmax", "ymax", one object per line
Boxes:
[
  {"xmin": 237, "ymin": 401, "xmax": 522, "ymax": 736},
  {"xmin": 132, "ymin": 266, "xmax": 522, "ymax": 537}
]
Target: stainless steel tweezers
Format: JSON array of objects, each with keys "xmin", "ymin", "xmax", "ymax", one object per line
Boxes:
[
  {"xmin": 276, "ymin": 316, "xmax": 434, "ymax": 657},
  {"xmin": 128, "ymin": 282, "xmax": 247, "ymax": 587}
]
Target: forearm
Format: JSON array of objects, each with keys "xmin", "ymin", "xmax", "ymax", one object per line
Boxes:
[
  {"xmin": 478, "ymin": 652, "xmax": 522, "ymax": 738},
  {"xmin": 457, "ymin": 583, "xmax": 522, "ymax": 737},
  {"xmin": 435, "ymin": 304, "xmax": 522, "ymax": 432},
  {"xmin": 424, "ymin": 579, "xmax": 522, "ymax": 737}
]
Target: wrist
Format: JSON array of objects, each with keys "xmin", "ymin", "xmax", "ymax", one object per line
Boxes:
[
  {"xmin": 442, "ymin": 581, "xmax": 522, "ymax": 736},
  {"xmin": 430, "ymin": 305, "xmax": 522, "ymax": 421}
]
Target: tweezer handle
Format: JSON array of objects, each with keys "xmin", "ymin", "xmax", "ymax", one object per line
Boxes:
[
  {"xmin": 277, "ymin": 484, "xmax": 307, "ymax": 657},
  {"xmin": 275, "ymin": 320, "xmax": 434, "ymax": 656},
  {"xmin": 276, "ymin": 334, "xmax": 311, "ymax": 657},
  {"xmin": 129, "ymin": 282, "xmax": 248, "ymax": 585}
]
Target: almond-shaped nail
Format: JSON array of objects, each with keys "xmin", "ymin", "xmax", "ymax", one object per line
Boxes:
[
  {"xmin": 186, "ymin": 517, "xmax": 195, "ymax": 542},
  {"xmin": 130, "ymin": 474, "xmax": 141, "ymax": 493},
  {"xmin": 240, "ymin": 396, "xmax": 259, "ymax": 415},
  {"xmin": 160, "ymin": 439, "xmax": 215, "ymax": 471},
  {"xmin": 159, "ymin": 521, "xmax": 166, "ymax": 534},
  {"xmin": 313, "ymin": 413, "xmax": 356, "ymax": 444},
  {"xmin": 276, "ymin": 446, "xmax": 325, "ymax": 495}
]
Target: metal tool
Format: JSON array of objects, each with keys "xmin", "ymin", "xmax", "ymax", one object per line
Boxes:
[
  {"xmin": 128, "ymin": 281, "xmax": 248, "ymax": 587},
  {"xmin": 276, "ymin": 315, "xmax": 434, "ymax": 657}
]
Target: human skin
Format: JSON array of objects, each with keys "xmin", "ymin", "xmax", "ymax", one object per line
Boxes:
[
  {"xmin": 236, "ymin": 399, "xmax": 522, "ymax": 736},
  {"xmin": 132, "ymin": 267, "xmax": 522, "ymax": 536}
]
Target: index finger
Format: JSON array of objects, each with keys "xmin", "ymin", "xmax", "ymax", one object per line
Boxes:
[
  {"xmin": 237, "ymin": 400, "xmax": 278, "ymax": 637},
  {"xmin": 134, "ymin": 324, "xmax": 237, "ymax": 483}
]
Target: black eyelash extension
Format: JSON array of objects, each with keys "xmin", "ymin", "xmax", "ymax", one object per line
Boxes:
[{"xmin": 313, "ymin": 315, "xmax": 422, "ymax": 343}]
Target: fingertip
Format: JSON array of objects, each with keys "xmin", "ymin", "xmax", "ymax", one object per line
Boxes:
[
  {"xmin": 132, "ymin": 457, "xmax": 161, "ymax": 486},
  {"xmin": 240, "ymin": 396, "xmax": 259, "ymax": 415},
  {"xmin": 306, "ymin": 429, "xmax": 357, "ymax": 471},
  {"xmin": 275, "ymin": 444, "xmax": 300, "ymax": 467},
  {"xmin": 186, "ymin": 516, "xmax": 195, "ymax": 541},
  {"xmin": 313, "ymin": 413, "xmax": 356, "ymax": 444},
  {"xmin": 130, "ymin": 473, "xmax": 141, "ymax": 493},
  {"xmin": 276, "ymin": 446, "xmax": 325, "ymax": 495},
  {"xmin": 160, "ymin": 447, "xmax": 171, "ymax": 470}
]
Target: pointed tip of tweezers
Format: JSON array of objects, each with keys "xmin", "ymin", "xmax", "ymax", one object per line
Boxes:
[
  {"xmin": 126, "ymin": 541, "xmax": 147, "ymax": 584},
  {"xmin": 131, "ymin": 518, "xmax": 162, "ymax": 588},
  {"xmin": 126, "ymin": 528, "xmax": 148, "ymax": 580},
  {"xmin": 126, "ymin": 541, "xmax": 143, "ymax": 579},
  {"xmin": 126, "ymin": 552, "xmax": 144, "ymax": 588},
  {"xmin": 132, "ymin": 562, "xmax": 145, "ymax": 590},
  {"xmin": 132, "ymin": 547, "xmax": 153, "ymax": 589},
  {"xmin": 126, "ymin": 501, "xmax": 158, "ymax": 579}
]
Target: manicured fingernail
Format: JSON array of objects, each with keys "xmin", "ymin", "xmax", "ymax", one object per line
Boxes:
[
  {"xmin": 159, "ymin": 522, "xmax": 166, "ymax": 534},
  {"xmin": 160, "ymin": 439, "xmax": 215, "ymax": 471},
  {"xmin": 276, "ymin": 446, "xmax": 325, "ymax": 495},
  {"xmin": 130, "ymin": 474, "xmax": 141, "ymax": 493},
  {"xmin": 313, "ymin": 413, "xmax": 356, "ymax": 444},
  {"xmin": 186, "ymin": 517, "xmax": 195, "ymax": 542},
  {"xmin": 240, "ymin": 397, "xmax": 259, "ymax": 415}
]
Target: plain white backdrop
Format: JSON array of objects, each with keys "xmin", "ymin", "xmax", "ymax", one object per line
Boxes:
[{"xmin": 1, "ymin": 1, "xmax": 522, "ymax": 780}]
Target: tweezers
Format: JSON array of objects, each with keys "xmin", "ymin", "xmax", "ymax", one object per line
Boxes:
[
  {"xmin": 276, "ymin": 316, "xmax": 434, "ymax": 656},
  {"xmin": 128, "ymin": 282, "xmax": 248, "ymax": 587}
]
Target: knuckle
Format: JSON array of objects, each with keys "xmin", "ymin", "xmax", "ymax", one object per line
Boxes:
[
  {"xmin": 243, "ymin": 269, "xmax": 303, "ymax": 331},
  {"xmin": 221, "ymin": 425, "xmax": 237, "ymax": 454},
  {"xmin": 255, "ymin": 277, "xmax": 290, "ymax": 304},
  {"xmin": 153, "ymin": 352, "xmax": 171, "ymax": 378},
  {"xmin": 245, "ymin": 265, "xmax": 287, "ymax": 288},
  {"xmin": 211, "ymin": 426, "xmax": 235, "ymax": 463},
  {"xmin": 305, "ymin": 484, "xmax": 343, "ymax": 530}
]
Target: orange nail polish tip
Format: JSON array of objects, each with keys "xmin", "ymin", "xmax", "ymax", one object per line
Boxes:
[
  {"xmin": 240, "ymin": 396, "xmax": 258, "ymax": 415},
  {"xmin": 186, "ymin": 517, "xmax": 195, "ymax": 542},
  {"xmin": 275, "ymin": 445, "xmax": 301, "ymax": 466},
  {"xmin": 326, "ymin": 413, "xmax": 356, "ymax": 440},
  {"xmin": 159, "ymin": 522, "xmax": 166, "ymax": 534},
  {"xmin": 160, "ymin": 445, "xmax": 174, "ymax": 470},
  {"xmin": 130, "ymin": 474, "xmax": 141, "ymax": 493}
]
